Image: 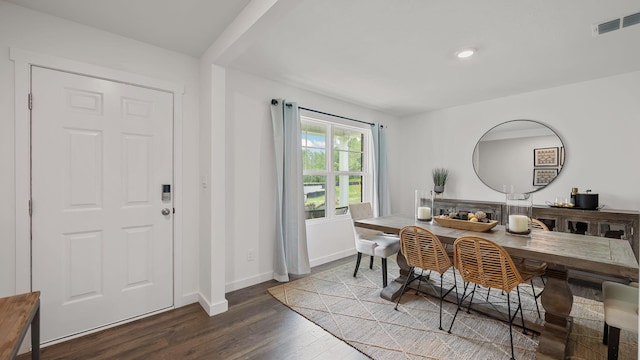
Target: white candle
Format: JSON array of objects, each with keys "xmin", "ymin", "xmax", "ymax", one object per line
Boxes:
[
  {"xmin": 418, "ymin": 206, "xmax": 431, "ymax": 220},
  {"xmin": 508, "ymin": 215, "xmax": 529, "ymax": 233}
]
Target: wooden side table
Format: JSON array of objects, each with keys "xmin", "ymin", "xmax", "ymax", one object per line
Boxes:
[{"xmin": 0, "ymin": 291, "xmax": 40, "ymax": 360}]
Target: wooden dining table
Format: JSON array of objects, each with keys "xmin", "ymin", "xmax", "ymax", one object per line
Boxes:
[{"xmin": 353, "ymin": 214, "xmax": 639, "ymax": 360}]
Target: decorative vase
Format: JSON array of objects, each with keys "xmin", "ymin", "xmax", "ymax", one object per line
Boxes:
[
  {"xmin": 434, "ymin": 185, "xmax": 445, "ymax": 194},
  {"xmin": 415, "ymin": 190, "xmax": 433, "ymax": 222},
  {"xmin": 506, "ymin": 192, "xmax": 532, "ymax": 236}
]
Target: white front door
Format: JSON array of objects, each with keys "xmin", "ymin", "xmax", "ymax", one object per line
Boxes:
[{"xmin": 31, "ymin": 66, "xmax": 174, "ymax": 343}]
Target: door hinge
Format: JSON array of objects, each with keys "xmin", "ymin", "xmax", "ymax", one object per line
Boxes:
[
  {"xmin": 28, "ymin": 93, "xmax": 32, "ymax": 110},
  {"xmin": 173, "ymin": 208, "xmax": 175, "ymax": 214},
  {"xmin": 29, "ymin": 199, "xmax": 32, "ymax": 216}
]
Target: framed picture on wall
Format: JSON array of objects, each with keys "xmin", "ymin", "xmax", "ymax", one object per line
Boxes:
[
  {"xmin": 533, "ymin": 168, "xmax": 558, "ymax": 186},
  {"xmin": 534, "ymin": 147, "xmax": 559, "ymax": 167}
]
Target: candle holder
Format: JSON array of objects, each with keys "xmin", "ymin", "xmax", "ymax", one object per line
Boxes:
[
  {"xmin": 415, "ymin": 190, "xmax": 433, "ymax": 222},
  {"xmin": 506, "ymin": 192, "xmax": 532, "ymax": 236}
]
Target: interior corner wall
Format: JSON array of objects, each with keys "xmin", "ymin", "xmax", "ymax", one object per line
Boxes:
[
  {"xmin": 197, "ymin": 58, "xmax": 213, "ymax": 308},
  {"xmin": 389, "ymin": 71, "xmax": 640, "ymax": 215},
  {"xmin": 196, "ymin": 60, "xmax": 229, "ymax": 315},
  {"xmin": 222, "ymin": 68, "xmax": 399, "ymax": 292},
  {"xmin": 0, "ymin": 2, "xmax": 201, "ymax": 302}
]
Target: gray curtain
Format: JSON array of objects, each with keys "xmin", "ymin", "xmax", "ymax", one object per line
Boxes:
[
  {"xmin": 372, "ymin": 124, "xmax": 391, "ymax": 216},
  {"xmin": 270, "ymin": 99, "xmax": 311, "ymax": 282}
]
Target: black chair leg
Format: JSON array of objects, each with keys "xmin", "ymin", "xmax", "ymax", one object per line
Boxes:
[
  {"xmin": 447, "ymin": 281, "xmax": 470, "ymax": 334},
  {"xmin": 507, "ymin": 293, "xmax": 515, "ymax": 360},
  {"xmin": 382, "ymin": 258, "xmax": 388, "ymax": 287},
  {"xmin": 466, "ymin": 284, "xmax": 478, "ymax": 314},
  {"xmin": 608, "ymin": 325, "xmax": 621, "ymax": 360},
  {"xmin": 439, "ymin": 274, "xmax": 444, "ymax": 330},
  {"xmin": 516, "ymin": 286, "xmax": 527, "ymax": 335},
  {"xmin": 416, "ymin": 269, "xmax": 423, "ymax": 295},
  {"xmin": 369, "ymin": 256, "xmax": 374, "ymax": 269},
  {"xmin": 353, "ymin": 252, "xmax": 363, "ymax": 277},
  {"xmin": 394, "ymin": 267, "xmax": 415, "ymax": 310},
  {"xmin": 603, "ymin": 322, "xmax": 609, "ymax": 344},
  {"xmin": 530, "ymin": 280, "xmax": 542, "ymax": 319}
]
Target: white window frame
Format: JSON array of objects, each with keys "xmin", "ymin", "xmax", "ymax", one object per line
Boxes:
[{"xmin": 301, "ymin": 115, "xmax": 373, "ymax": 222}]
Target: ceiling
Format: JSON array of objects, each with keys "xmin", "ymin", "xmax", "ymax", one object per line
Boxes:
[{"xmin": 6, "ymin": 0, "xmax": 640, "ymax": 117}]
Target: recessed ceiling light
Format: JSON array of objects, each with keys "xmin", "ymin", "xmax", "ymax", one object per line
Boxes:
[{"xmin": 456, "ymin": 48, "xmax": 475, "ymax": 59}]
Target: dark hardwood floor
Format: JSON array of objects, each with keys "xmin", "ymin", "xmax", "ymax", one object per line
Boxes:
[
  {"xmin": 17, "ymin": 255, "xmax": 602, "ymax": 359},
  {"xmin": 18, "ymin": 256, "xmax": 368, "ymax": 360}
]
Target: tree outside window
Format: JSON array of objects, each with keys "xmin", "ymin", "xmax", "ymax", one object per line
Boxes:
[{"xmin": 301, "ymin": 117, "xmax": 370, "ymax": 220}]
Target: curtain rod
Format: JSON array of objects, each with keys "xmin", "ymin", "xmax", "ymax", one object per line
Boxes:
[{"xmin": 271, "ymin": 99, "xmax": 374, "ymax": 126}]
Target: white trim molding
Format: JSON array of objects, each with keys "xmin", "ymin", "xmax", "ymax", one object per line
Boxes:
[
  {"xmin": 198, "ymin": 293, "xmax": 228, "ymax": 316},
  {"xmin": 225, "ymin": 271, "xmax": 275, "ymax": 293},
  {"xmin": 309, "ymin": 249, "xmax": 356, "ymax": 268}
]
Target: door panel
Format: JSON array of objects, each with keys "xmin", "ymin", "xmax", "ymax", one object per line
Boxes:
[{"xmin": 31, "ymin": 66, "xmax": 174, "ymax": 342}]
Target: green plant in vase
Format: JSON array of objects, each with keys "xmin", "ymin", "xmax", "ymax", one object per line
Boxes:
[{"xmin": 432, "ymin": 168, "xmax": 449, "ymax": 194}]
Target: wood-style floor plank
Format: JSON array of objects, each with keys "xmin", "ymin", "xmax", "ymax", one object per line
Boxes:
[
  {"xmin": 17, "ymin": 256, "xmax": 368, "ymax": 360},
  {"xmin": 17, "ymin": 255, "xmax": 601, "ymax": 359}
]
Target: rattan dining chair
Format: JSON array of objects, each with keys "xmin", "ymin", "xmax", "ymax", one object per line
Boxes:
[
  {"xmin": 531, "ymin": 218, "xmax": 549, "ymax": 231},
  {"xmin": 448, "ymin": 236, "xmax": 541, "ymax": 360},
  {"xmin": 492, "ymin": 217, "xmax": 548, "ymax": 317},
  {"xmin": 349, "ymin": 202, "xmax": 400, "ymax": 287},
  {"xmin": 394, "ymin": 225, "xmax": 458, "ymax": 330},
  {"xmin": 522, "ymin": 217, "xmax": 549, "ymax": 317}
]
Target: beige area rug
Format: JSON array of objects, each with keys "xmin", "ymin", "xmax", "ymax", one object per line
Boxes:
[{"xmin": 268, "ymin": 257, "xmax": 637, "ymax": 359}]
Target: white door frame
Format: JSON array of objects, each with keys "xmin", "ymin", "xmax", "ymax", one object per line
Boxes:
[{"xmin": 10, "ymin": 48, "xmax": 185, "ymax": 309}]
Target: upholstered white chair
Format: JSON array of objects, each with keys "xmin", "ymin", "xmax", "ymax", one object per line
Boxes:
[
  {"xmin": 348, "ymin": 202, "xmax": 400, "ymax": 287},
  {"xmin": 602, "ymin": 281, "xmax": 639, "ymax": 359}
]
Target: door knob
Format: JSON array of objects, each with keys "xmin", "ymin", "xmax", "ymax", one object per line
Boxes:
[{"xmin": 161, "ymin": 208, "xmax": 171, "ymax": 216}]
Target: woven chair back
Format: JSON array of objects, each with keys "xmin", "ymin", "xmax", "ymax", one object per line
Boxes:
[
  {"xmin": 399, "ymin": 226, "xmax": 452, "ymax": 275},
  {"xmin": 453, "ymin": 236, "xmax": 525, "ymax": 293},
  {"xmin": 531, "ymin": 218, "xmax": 549, "ymax": 231}
]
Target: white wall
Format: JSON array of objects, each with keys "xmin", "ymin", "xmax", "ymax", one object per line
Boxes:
[
  {"xmin": 0, "ymin": 2, "xmax": 201, "ymax": 303},
  {"xmin": 389, "ymin": 71, "xmax": 640, "ymax": 216},
  {"xmin": 4, "ymin": 0, "xmax": 638, "ymax": 321},
  {"xmin": 222, "ymin": 68, "xmax": 399, "ymax": 291}
]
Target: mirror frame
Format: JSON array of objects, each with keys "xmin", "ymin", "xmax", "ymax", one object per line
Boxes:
[{"xmin": 472, "ymin": 119, "xmax": 565, "ymax": 194}]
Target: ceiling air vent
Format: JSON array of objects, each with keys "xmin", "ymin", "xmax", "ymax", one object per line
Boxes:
[
  {"xmin": 623, "ymin": 12, "xmax": 640, "ymax": 28},
  {"xmin": 592, "ymin": 11, "xmax": 640, "ymax": 35}
]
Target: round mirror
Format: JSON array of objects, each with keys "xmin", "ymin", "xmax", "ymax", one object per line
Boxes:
[{"xmin": 472, "ymin": 120, "xmax": 564, "ymax": 194}]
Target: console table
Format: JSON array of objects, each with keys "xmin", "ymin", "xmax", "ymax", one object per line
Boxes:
[
  {"xmin": 433, "ymin": 198, "xmax": 639, "ymax": 261},
  {"xmin": 0, "ymin": 291, "xmax": 40, "ymax": 360},
  {"xmin": 533, "ymin": 206, "xmax": 639, "ymax": 259}
]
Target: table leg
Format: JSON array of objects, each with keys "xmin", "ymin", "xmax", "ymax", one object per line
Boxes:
[
  {"xmin": 31, "ymin": 300, "xmax": 40, "ymax": 360},
  {"xmin": 380, "ymin": 251, "xmax": 410, "ymax": 301},
  {"xmin": 537, "ymin": 265, "xmax": 573, "ymax": 359}
]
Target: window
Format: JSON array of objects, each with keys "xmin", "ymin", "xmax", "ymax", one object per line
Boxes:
[{"xmin": 301, "ymin": 116, "xmax": 372, "ymax": 220}]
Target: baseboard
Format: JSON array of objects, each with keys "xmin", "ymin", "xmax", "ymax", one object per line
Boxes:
[
  {"xmin": 309, "ymin": 249, "xmax": 356, "ymax": 268},
  {"xmin": 198, "ymin": 293, "xmax": 228, "ymax": 316},
  {"xmin": 176, "ymin": 291, "xmax": 199, "ymax": 308},
  {"xmin": 221, "ymin": 250, "xmax": 355, "ymax": 293},
  {"xmin": 225, "ymin": 271, "xmax": 275, "ymax": 293}
]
